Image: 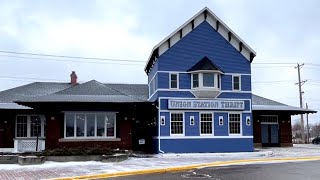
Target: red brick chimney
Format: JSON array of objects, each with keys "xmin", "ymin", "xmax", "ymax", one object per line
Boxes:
[{"xmin": 70, "ymin": 71, "xmax": 77, "ymax": 86}]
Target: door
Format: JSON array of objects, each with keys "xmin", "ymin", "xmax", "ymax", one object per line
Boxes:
[
  {"xmin": 0, "ymin": 122, "xmax": 5, "ymax": 147},
  {"xmin": 261, "ymin": 123, "xmax": 279, "ymax": 146}
]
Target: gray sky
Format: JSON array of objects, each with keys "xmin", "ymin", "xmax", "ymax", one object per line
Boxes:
[{"xmin": 0, "ymin": 0, "xmax": 319, "ymax": 124}]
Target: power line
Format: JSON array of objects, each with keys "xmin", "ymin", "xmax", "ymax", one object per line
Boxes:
[
  {"xmin": 0, "ymin": 54, "xmax": 145, "ymax": 66},
  {"xmin": 0, "ymin": 50, "xmax": 145, "ymax": 63}
]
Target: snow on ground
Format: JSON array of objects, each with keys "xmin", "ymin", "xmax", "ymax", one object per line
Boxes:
[{"xmin": 0, "ymin": 144, "xmax": 319, "ymax": 179}]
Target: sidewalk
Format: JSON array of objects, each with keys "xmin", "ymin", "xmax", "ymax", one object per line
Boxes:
[{"xmin": 1, "ymin": 144, "xmax": 320, "ymax": 180}]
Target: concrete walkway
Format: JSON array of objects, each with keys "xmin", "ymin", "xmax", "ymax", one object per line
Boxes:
[{"xmin": 0, "ymin": 144, "xmax": 319, "ymax": 180}]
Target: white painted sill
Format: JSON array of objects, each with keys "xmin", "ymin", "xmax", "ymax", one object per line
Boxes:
[{"xmin": 59, "ymin": 138, "xmax": 121, "ymax": 142}]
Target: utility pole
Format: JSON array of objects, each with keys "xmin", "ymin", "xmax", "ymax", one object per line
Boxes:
[
  {"xmin": 306, "ymin": 103, "xmax": 309, "ymax": 144},
  {"xmin": 295, "ymin": 63, "xmax": 307, "ymax": 144}
]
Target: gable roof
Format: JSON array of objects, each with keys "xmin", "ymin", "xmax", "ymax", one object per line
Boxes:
[
  {"xmin": 145, "ymin": 7, "xmax": 256, "ymax": 74},
  {"xmin": 188, "ymin": 56, "xmax": 224, "ymax": 72}
]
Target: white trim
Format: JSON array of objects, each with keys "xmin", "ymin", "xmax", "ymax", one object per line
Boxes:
[
  {"xmin": 150, "ymin": 88, "xmax": 251, "ymax": 93},
  {"xmin": 228, "ymin": 112, "xmax": 242, "ymax": 136},
  {"xmin": 157, "ymin": 71, "xmax": 251, "ymax": 76},
  {"xmin": 16, "ymin": 115, "xmax": 46, "ymax": 138},
  {"xmin": 225, "ymin": 73, "xmax": 251, "ymax": 76},
  {"xmin": 232, "ymin": 75, "xmax": 241, "ymax": 91},
  {"xmin": 148, "ymin": 71, "xmax": 158, "ymax": 85},
  {"xmin": 169, "ymin": 73, "xmax": 179, "ymax": 89},
  {"xmin": 155, "ymin": 136, "xmax": 253, "ymax": 139},
  {"xmin": 169, "ymin": 111, "xmax": 185, "ymax": 136},
  {"xmin": 199, "ymin": 112, "xmax": 214, "ymax": 136},
  {"xmin": 145, "ymin": 7, "xmax": 256, "ymax": 72}
]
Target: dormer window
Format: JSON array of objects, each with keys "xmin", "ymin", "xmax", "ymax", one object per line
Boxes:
[{"xmin": 191, "ymin": 72, "xmax": 221, "ymax": 90}]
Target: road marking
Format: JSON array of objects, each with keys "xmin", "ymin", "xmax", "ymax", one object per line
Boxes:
[{"xmin": 51, "ymin": 156, "xmax": 320, "ymax": 180}]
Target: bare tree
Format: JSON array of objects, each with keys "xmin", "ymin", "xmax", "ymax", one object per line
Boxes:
[{"xmin": 311, "ymin": 123, "xmax": 320, "ymax": 138}]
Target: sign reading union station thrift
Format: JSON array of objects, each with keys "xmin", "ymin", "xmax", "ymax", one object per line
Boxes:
[{"xmin": 168, "ymin": 99, "xmax": 245, "ymax": 110}]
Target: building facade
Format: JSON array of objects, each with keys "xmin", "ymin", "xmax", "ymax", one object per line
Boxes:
[{"xmin": 145, "ymin": 8, "xmax": 256, "ymax": 153}]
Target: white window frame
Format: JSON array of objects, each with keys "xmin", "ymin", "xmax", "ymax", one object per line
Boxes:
[
  {"xmin": 199, "ymin": 112, "xmax": 214, "ymax": 135},
  {"xmin": 228, "ymin": 112, "xmax": 242, "ymax": 136},
  {"xmin": 191, "ymin": 72, "xmax": 221, "ymax": 90},
  {"xmin": 232, "ymin": 75, "xmax": 241, "ymax": 91},
  {"xmin": 15, "ymin": 115, "xmax": 46, "ymax": 139},
  {"xmin": 169, "ymin": 73, "xmax": 179, "ymax": 89},
  {"xmin": 170, "ymin": 112, "xmax": 184, "ymax": 136},
  {"xmin": 190, "ymin": 116, "xmax": 195, "ymax": 126},
  {"xmin": 64, "ymin": 112, "xmax": 117, "ymax": 139}
]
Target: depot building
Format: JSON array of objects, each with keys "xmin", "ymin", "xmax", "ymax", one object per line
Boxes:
[{"xmin": 0, "ymin": 7, "xmax": 316, "ymax": 154}]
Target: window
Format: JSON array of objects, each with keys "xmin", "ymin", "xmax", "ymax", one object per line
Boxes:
[
  {"xmin": 192, "ymin": 74, "xmax": 199, "ymax": 88},
  {"xmin": 65, "ymin": 112, "xmax": 116, "ymax": 138},
  {"xmin": 170, "ymin": 73, "xmax": 178, "ymax": 89},
  {"xmin": 229, "ymin": 113, "xmax": 241, "ymax": 135},
  {"xmin": 192, "ymin": 73, "xmax": 221, "ymax": 89},
  {"xmin": 260, "ymin": 115, "xmax": 278, "ymax": 123},
  {"xmin": 170, "ymin": 113, "xmax": 183, "ymax": 135},
  {"xmin": 16, "ymin": 115, "xmax": 46, "ymax": 138},
  {"xmin": 233, "ymin": 75, "xmax": 240, "ymax": 91},
  {"xmin": 203, "ymin": 73, "xmax": 214, "ymax": 87},
  {"xmin": 200, "ymin": 113, "xmax": 213, "ymax": 135}
]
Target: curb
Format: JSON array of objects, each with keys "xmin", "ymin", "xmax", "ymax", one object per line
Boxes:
[{"xmin": 52, "ymin": 156, "xmax": 320, "ymax": 180}]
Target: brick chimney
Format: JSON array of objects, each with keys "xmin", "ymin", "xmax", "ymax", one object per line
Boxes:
[{"xmin": 70, "ymin": 71, "xmax": 77, "ymax": 86}]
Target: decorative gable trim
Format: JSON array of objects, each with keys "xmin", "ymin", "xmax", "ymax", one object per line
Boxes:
[{"xmin": 145, "ymin": 7, "xmax": 256, "ymax": 74}]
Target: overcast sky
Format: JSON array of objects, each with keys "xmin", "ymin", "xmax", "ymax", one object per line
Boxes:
[{"xmin": 0, "ymin": 0, "xmax": 319, "ymax": 124}]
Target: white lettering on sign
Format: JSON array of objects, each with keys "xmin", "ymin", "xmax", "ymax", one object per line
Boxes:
[{"xmin": 168, "ymin": 99, "xmax": 245, "ymax": 110}]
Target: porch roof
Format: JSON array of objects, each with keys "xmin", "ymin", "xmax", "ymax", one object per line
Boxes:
[
  {"xmin": 0, "ymin": 103, "xmax": 31, "ymax": 109},
  {"xmin": 252, "ymin": 94, "xmax": 316, "ymax": 114}
]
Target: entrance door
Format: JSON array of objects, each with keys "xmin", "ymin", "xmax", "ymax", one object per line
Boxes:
[
  {"xmin": 0, "ymin": 122, "xmax": 7, "ymax": 147},
  {"xmin": 261, "ymin": 123, "xmax": 279, "ymax": 146}
]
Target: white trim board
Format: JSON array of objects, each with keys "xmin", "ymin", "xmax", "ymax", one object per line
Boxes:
[{"xmin": 154, "ymin": 136, "xmax": 253, "ymax": 139}]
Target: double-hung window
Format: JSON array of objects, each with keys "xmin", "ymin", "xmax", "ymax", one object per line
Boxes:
[
  {"xmin": 200, "ymin": 113, "xmax": 213, "ymax": 135},
  {"xmin": 203, "ymin": 73, "xmax": 215, "ymax": 87},
  {"xmin": 192, "ymin": 74, "xmax": 199, "ymax": 88},
  {"xmin": 65, "ymin": 112, "xmax": 116, "ymax": 138},
  {"xmin": 191, "ymin": 72, "xmax": 221, "ymax": 89},
  {"xmin": 170, "ymin": 113, "xmax": 184, "ymax": 135},
  {"xmin": 170, "ymin": 73, "xmax": 178, "ymax": 89},
  {"xmin": 16, "ymin": 115, "xmax": 46, "ymax": 138},
  {"xmin": 229, "ymin": 113, "xmax": 241, "ymax": 135},
  {"xmin": 233, "ymin": 75, "xmax": 241, "ymax": 91}
]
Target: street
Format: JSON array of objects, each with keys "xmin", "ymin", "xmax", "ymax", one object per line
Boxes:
[{"xmin": 106, "ymin": 160, "xmax": 320, "ymax": 180}]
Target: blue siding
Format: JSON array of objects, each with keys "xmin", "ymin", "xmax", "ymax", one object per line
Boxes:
[
  {"xmin": 158, "ymin": 72, "xmax": 169, "ymax": 89},
  {"xmin": 185, "ymin": 112, "xmax": 199, "ymax": 136},
  {"xmin": 148, "ymin": 61, "xmax": 158, "ymax": 82},
  {"xmin": 157, "ymin": 21, "xmax": 251, "ymax": 74},
  {"xmin": 214, "ymin": 112, "xmax": 228, "ymax": 136},
  {"xmin": 160, "ymin": 112, "xmax": 170, "ymax": 136},
  {"xmin": 221, "ymin": 75, "xmax": 232, "ymax": 90},
  {"xmin": 157, "ymin": 91, "xmax": 195, "ymax": 98},
  {"xmin": 242, "ymin": 113, "xmax": 253, "ymax": 136},
  {"xmin": 160, "ymin": 138, "xmax": 253, "ymax": 153},
  {"xmin": 218, "ymin": 92, "xmax": 251, "ymax": 99},
  {"xmin": 149, "ymin": 92, "xmax": 158, "ymax": 102},
  {"xmin": 179, "ymin": 73, "xmax": 191, "ymax": 89},
  {"xmin": 241, "ymin": 75, "xmax": 251, "ymax": 91}
]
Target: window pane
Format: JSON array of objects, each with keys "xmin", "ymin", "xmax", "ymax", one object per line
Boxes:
[
  {"xmin": 76, "ymin": 114, "xmax": 85, "ymax": 137},
  {"xmin": 86, "ymin": 114, "xmax": 95, "ymax": 137},
  {"xmin": 30, "ymin": 115, "xmax": 41, "ymax": 137},
  {"xmin": 17, "ymin": 116, "xmax": 28, "ymax": 137},
  {"xmin": 171, "ymin": 113, "xmax": 183, "ymax": 134},
  {"xmin": 229, "ymin": 114, "xmax": 241, "ymax": 134},
  {"xmin": 106, "ymin": 113, "xmax": 115, "ymax": 137},
  {"xmin": 200, "ymin": 113, "xmax": 212, "ymax": 134},
  {"xmin": 233, "ymin": 76, "xmax": 240, "ymax": 90},
  {"xmin": 217, "ymin": 75, "xmax": 221, "ymax": 88},
  {"xmin": 203, "ymin": 73, "xmax": 214, "ymax": 87},
  {"xmin": 170, "ymin": 74, "xmax": 178, "ymax": 89},
  {"xmin": 96, "ymin": 114, "xmax": 105, "ymax": 137},
  {"xmin": 192, "ymin": 74, "xmax": 199, "ymax": 88},
  {"xmin": 66, "ymin": 114, "xmax": 74, "ymax": 137}
]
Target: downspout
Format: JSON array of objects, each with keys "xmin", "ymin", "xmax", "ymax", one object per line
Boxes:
[{"xmin": 157, "ymin": 99, "xmax": 164, "ymax": 154}]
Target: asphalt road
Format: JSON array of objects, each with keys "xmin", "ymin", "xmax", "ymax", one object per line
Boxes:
[{"xmin": 105, "ymin": 160, "xmax": 320, "ymax": 180}]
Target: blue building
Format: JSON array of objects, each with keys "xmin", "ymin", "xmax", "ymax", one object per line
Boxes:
[{"xmin": 145, "ymin": 7, "xmax": 257, "ymax": 153}]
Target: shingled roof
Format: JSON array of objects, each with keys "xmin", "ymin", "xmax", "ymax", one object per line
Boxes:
[{"xmin": 188, "ymin": 56, "xmax": 223, "ymax": 72}]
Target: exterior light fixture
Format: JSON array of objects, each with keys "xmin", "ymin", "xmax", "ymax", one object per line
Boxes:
[
  {"xmin": 219, "ymin": 116, "xmax": 223, "ymax": 126},
  {"xmin": 246, "ymin": 116, "xmax": 251, "ymax": 126},
  {"xmin": 190, "ymin": 116, "xmax": 195, "ymax": 125},
  {"xmin": 160, "ymin": 116, "xmax": 165, "ymax": 126}
]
